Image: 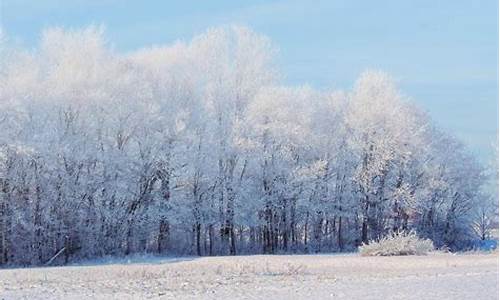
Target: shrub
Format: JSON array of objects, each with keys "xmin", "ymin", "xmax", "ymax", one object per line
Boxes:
[{"xmin": 359, "ymin": 230, "xmax": 434, "ymax": 256}]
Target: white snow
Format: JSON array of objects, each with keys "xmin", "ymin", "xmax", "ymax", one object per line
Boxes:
[{"xmin": 0, "ymin": 252, "xmax": 497, "ymax": 299}]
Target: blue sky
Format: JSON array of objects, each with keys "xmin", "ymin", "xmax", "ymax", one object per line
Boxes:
[{"xmin": 1, "ymin": 0, "xmax": 498, "ymax": 162}]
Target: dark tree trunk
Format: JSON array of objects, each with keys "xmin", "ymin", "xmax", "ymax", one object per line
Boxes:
[
  {"xmin": 361, "ymin": 219, "xmax": 368, "ymax": 245},
  {"xmin": 195, "ymin": 222, "xmax": 202, "ymax": 256},
  {"xmin": 338, "ymin": 216, "xmax": 343, "ymax": 251},
  {"xmin": 208, "ymin": 224, "xmax": 214, "ymax": 256},
  {"xmin": 157, "ymin": 218, "xmax": 169, "ymax": 253},
  {"xmin": 304, "ymin": 211, "xmax": 309, "ymax": 252}
]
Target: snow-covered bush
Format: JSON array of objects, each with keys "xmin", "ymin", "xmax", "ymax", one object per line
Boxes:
[{"xmin": 359, "ymin": 231, "xmax": 434, "ymax": 256}]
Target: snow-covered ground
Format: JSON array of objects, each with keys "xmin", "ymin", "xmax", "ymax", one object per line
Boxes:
[{"xmin": 0, "ymin": 252, "xmax": 497, "ymax": 300}]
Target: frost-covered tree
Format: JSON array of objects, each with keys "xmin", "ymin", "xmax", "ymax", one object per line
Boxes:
[{"xmin": 0, "ymin": 26, "xmax": 488, "ymax": 265}]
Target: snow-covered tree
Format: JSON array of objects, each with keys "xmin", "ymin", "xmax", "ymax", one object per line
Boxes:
[{"xmin": 0, "ymin": 26, "xmax": 488, "ymax": 265}]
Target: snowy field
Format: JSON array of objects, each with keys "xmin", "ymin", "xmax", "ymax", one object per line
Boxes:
[{"xmin": 0, "ymin": 253, "xmax": 497, "ymax": 300}]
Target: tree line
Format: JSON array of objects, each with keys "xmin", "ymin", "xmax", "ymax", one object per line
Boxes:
[{"xmin": 0, "ymin": 26, "xmax": 492, "ymax": 265}]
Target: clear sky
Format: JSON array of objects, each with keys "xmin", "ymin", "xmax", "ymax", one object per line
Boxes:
[{"xmin": 1, "ymin": 0, "xmax": 498, "ymax": 162}]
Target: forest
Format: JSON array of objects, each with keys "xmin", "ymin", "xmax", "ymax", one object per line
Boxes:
[{"xmin": 0, "ymin": 26, "xmax": 493, "ymax": 265}]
